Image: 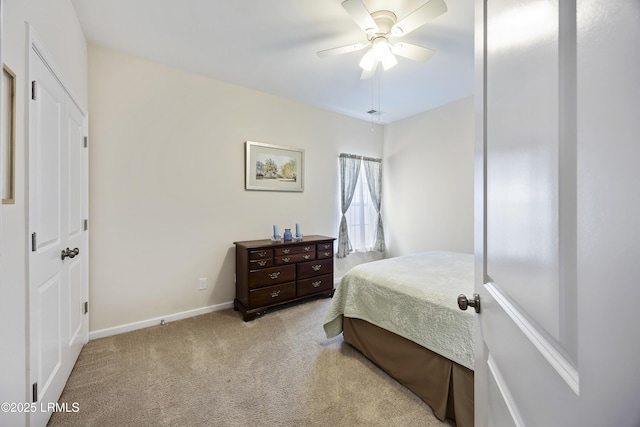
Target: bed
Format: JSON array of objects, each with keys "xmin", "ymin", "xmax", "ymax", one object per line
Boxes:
[{"xmin": 323, "ymin": 251, "xmax": 474, "ymax": 427}]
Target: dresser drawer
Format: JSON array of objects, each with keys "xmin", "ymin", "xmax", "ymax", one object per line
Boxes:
[
  {"xmin": 275, "ymin": 246, "xmax": 303, "ymax": 256},
  {"xmin": 275, "ymin": 252, "xmax": 315, "ymax": 265},
  {"xmin": 297, "ymin": 258, "xmax": 333, "ymax": 279},
  {"xmin": 317, "ymin": 242, "xmax": 333, "ymax": 252},
  {"xmin": 249, "ymin": 282, "xmax": 296, "ymax": 308},
  {"xmin": 248, "ymin": 265, "xmax": 295, "ymax": 289},
  {"xmin": 299, "ymin": 252, "xmax": 315, "ymax": 261},
  {"xmin": 299, "ymin": 244, "xmax": 316, "ymax": 253},
  {"xmin": 249, "ymin": 249, "xmax": 273, "ymax": 260},
  {"xmin": 316, "ymin": 248, "xmax": 333, "ymax": 259},
  {"xmin": 297, "ymin": 274, "xmax": 333, "ymax": 297},
  {"xmin": 249, "ymin": 258, "xmax": 273, "ymax": 269}
]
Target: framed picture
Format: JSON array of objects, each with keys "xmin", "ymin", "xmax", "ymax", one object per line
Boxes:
[
  {"xmin": 245, "ymin": 141, "xmax": 304, "ymax": 192},
  {"xmin": 2, "ymin": 64, "xmax": 16, "ymax": 204}
]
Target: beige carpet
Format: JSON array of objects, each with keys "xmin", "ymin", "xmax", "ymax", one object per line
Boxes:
[{"xmin": 49, "ymin": 297, "xmax": 454, "ymax": 426}]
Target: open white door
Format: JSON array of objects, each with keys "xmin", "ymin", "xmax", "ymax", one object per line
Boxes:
[
  {"xmin": 28, "ymin": 35, "xmax": 88, "ymax": 426},
  {"xmin": 473, "ymin": 1, "xmax": 640, "ymax": 426}
]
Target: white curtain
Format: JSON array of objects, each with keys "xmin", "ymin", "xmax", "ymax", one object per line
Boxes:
[
  {"xmin": 363, "ymin": 157, "xmax": 385, "ymax": 252},
  {"xmin": 337, "ymin": 154, "xmax": 362, "ymax": 258}
]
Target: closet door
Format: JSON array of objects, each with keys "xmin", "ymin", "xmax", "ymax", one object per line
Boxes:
[
  {"xmin": 28, "ymin": 40, "xmax": 88, "ymax": 427},
  {"xmin": 64, "ymin": 89, "xmax": 88, "ymax": 355}
]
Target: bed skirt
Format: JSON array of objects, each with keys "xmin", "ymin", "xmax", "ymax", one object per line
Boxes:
[{"xmin": 343, "ymin": 317, "xmax": 474, "ymax": 427}]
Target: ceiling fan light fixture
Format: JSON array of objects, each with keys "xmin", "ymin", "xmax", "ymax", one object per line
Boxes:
[
  {"xmin": 370, "ymin": 38, "xmax": 395, "ymax": 69},
  {"xmin": 359, "ymin": 49, "xmax": 377, "ymax": 71},
  {"xmin": 372, "ymin": 37, "xmax": 390, "ymax": 55},
  {"xmin": 381, "ymin": 53, "xmax": 397, "ymax": 70},
  {"xmin": 370, "ymin": 38, "xmax": 397, "ymax": 70}
]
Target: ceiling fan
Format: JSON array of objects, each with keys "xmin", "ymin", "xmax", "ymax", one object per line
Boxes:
[{"xmin": 317, "ymin": 0, "xmax": 447, "ymax": 79}]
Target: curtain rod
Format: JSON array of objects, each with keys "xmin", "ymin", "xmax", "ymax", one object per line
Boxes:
[{"xmin": 339, "ymin": 153, "xmax": 382, "ymax": 163}]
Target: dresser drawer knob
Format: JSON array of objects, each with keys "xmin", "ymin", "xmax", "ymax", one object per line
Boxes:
[
  {"xmin": 323, "ymin": 252, "xmax": 331, "ymax": 257},
  {"xmin": 270, "ymin": 290, "xmax": 281, "ymax": 298},
  {"xmin": 282, "ymin": 249, "xmax": 291, "ymax": 254},
  {"xmin": 282, "ymin": 257, "xmax": 291, "ymax": 263},
  {"xmin": 303, "ymin": 254, "xmax": 311, "ymax": 260},
  {"xmin": 323, "ymin": 244, "xmax": 330, "ymax": 249},
  {"xmin": 258, "ymin": 261, "xmax": 267, "ymax": 266},
  {"xmin": 258, "ymin": 251, "xmax": 268, "ymax": 258},
  {"xmin": 304, "ymin": 246, "xmax": 312, "ymax": 251},
  {"xmin": 312, "ymin": 281, "xmax": 322, "ymax": 288},
  {"xmin": 268, "ymin": 272, "xmax": 281, "ymax": 280},
  {"xmin": 311, "ymin": 265, "xmax": 322, "ymax": 272}
]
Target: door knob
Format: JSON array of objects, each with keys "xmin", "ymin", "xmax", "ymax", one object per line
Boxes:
[
  {"xmin": 458, "ymin": 293, "xmax": 481, "ymax": 313},
  {"xmin": 61, "ymin": 247, "xmax": 80, "ymax": 260}
]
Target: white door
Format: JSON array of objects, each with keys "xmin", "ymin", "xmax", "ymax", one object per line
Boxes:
[
  {"xmin": 473, "ymin": 1, "xmax": 640, "ymax": 426},
  {"xmin": 28, "ymin": 40, "xmax": 88, "ymax": 426},
  {"xmin": 64, "ymin": 90, "xmax": 88, "ymax": 357}
]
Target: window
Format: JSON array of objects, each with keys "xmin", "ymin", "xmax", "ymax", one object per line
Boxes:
[
  {"xmin": 337, "ymin": 153, "xmax": 385, "ymax": 258},
  {"xmin": 345, "ymin": 165, "xmax": 378, "ymax": 252}
]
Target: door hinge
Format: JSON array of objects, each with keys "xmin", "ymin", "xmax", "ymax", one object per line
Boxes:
[
  {"xmin": 84, "ymin": 136, "xmax": 88, "ymax": 148},
  {"xmin": 31, "ymin": 232, "xmax": 37, "ymax": 252},
  {"xmin": 31, "ymin": 81, "xmax": 37, "ymax": 100},
  {"xmin": 84, "ymin": 301, "xmax": 89, "ymax": 314},
  {"xmin": 32, "ymin": 382, "xmax": 38, "ymax": 402},
  {"xmin": 83, "ymin": 219, "xmax": 88, "ymax": 231}
]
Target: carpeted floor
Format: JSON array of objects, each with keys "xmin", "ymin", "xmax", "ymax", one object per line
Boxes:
[{"xmin": 48, "ymin": 297, "xmax": 454, "ymax": 426}]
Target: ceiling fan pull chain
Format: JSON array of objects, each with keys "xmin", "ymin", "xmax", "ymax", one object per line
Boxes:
[
  {"xmin": 371, "ymin": 70, "xmax": 375, "ymax": 131},
  {"xmin": 378, "ymin": 67, "xmax": 382, "ymax": 123}
]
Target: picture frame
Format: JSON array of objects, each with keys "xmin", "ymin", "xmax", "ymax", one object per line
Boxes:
[
  {"xmin": 2, "ymin": 64, "xmax": 16, "ymax": 204},
  {"xmin": 245, "ymin": 141, "xmax": 304, "ymax": 192}
]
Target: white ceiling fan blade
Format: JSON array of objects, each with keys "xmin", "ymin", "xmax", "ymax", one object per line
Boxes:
[
  {"xmin": 341, "ymin": 0, "xmax": 378, "ymax": 34},
  {"xmin": 391, "ymin": 42, "xmax": 435, "ymax": 62},
  {"xmin": 391, "ymin": 0, "xmax": 448, "ymax": 36},
  {"xmin": 317, "ymin": 42, "xmax": 367, "ymax": 58}
]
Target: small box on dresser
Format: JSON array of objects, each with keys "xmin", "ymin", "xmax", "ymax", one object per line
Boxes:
[{"xmin": 234, "ymin": 235, "xmax": 336, "ymax": 321}]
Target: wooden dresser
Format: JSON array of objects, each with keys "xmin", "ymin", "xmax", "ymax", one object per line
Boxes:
[{"xmin": 234, "ymin": 235, "xmax": 336, "ymax": 321}]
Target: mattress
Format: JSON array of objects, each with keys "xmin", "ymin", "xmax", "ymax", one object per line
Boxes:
[{"xmin": 323, "ymin": 251, "xmax": 475, "ymax": 370}]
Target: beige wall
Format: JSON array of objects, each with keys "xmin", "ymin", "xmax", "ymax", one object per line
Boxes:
[
  {"xmin": 88, "ymin": 46, "xmax": 383, "ymax": 333},
  {"xmin": 1, "ymin": 1, "xmax": 88, "ymax": 425},
  {"xmin": 383, "ymin": 96, "xmax": 474, "ymax": 257}
]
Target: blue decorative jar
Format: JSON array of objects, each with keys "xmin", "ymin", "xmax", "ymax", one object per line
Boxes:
[{"xmin": 283, "ymin": 228, "xmax": 293, "ymax": 242}]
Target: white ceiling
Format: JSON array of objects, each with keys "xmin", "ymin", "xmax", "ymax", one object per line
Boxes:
[{"xmin": 70, "ymin": 0, "xmax": 474, "ymax": 124}]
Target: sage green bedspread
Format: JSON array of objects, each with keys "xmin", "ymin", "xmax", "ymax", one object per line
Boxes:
[{"xmin": 323, "ymin": 251, "xmax": 475, "ymax": 370}]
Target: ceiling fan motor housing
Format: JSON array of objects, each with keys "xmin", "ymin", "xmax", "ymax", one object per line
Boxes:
[{"xmin": 369, "ymin": 10, "xmax": 398, "ymax": 37}]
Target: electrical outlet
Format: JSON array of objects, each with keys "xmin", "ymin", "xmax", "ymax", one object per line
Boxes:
[{"xmin": 198, "ymin": 277, "xmax": 207, "ymax": 290}]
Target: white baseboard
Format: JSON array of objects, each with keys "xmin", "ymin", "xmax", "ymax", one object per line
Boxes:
[{"xmin": 89, "ymin": 301, "xmax": 234, "ymax": 340}]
